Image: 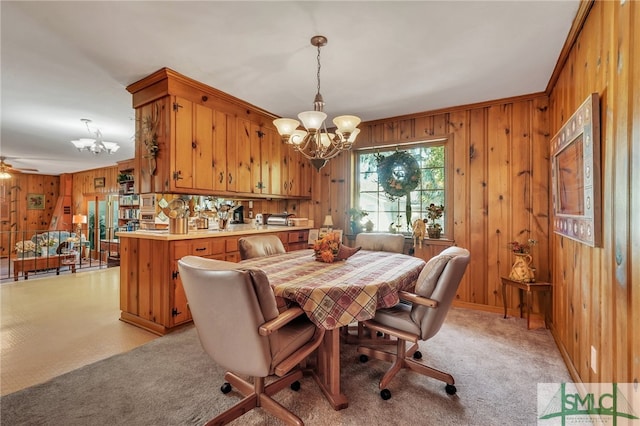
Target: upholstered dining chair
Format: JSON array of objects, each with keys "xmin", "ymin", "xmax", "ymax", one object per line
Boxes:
[
  {"xmin": 239, "ymin": 234, "xmax": 286, "ymax": 260},
  {"xmin": 178, "ymin": 256, "xmax": 324, "ymax": 425},
  {"xmin": 346, "ymin": 232, "xmax": 406, "ymax": 342},
  {"xmin": 354, "ymin": 232, "xmax": 405, "ymax": 253},
  {"xmin": 357, "ymin": 246, "xmax": 470, "ymax": 400}
]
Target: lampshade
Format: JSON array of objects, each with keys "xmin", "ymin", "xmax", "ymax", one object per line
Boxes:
[
  {"xmin": 298, "ymin": 111, "xmax": 327, "ymax": 131},
  {"xmin": 72, "ymin": 214, "xmax": 87, "ymax": 224},
  {"xmin": 323, "ymin": 215, "xmax": 334, "ymax": 227}
]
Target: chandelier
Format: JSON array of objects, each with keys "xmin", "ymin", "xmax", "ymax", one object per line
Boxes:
[
  {"xmin": 70, "ymin": 119, "xmax": 120, "ymax": 155},
  {"xmin": 273, "ymin": 35, "xmax": 361, "ymax": 171}
]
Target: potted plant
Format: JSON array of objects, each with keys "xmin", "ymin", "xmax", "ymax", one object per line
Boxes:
[
  {"xmin": 348, "ymin": 208, "xmax": 368, "ymax": 235},
  {"xmin": 426, "ymin": 203, "xmax": 444, "ymax": 239}
]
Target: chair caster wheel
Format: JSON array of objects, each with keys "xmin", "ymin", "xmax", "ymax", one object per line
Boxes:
[
  {"xmin": 221, "ymin": 382, "xmax": 232, "ymax": 394},
  {"xmin": 413, "ymin": 351, "xmax": 422, "ymax": 360},
  {"xmin": 359, "ymin": 354, "xmax": 369, "ymax": 363},
  {"xmin": 445, "ymin": 384, "xmax": 457, "ymax": 395},
  {"xmin": 290, "ymin": 381, "xmax": 301, "ymax": 391},
  {"xmin": 380, "ymin": 389, "xmax": 392, "ymax": 400}
]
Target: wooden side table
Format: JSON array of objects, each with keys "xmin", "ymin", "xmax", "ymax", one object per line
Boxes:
[
  {"xmin": 12, "ymin": 253, "xmax": 77, "ymax": 281},
  {"xmin": 501, "ymin": 277, "xmax": 552, "ymax": 329}
]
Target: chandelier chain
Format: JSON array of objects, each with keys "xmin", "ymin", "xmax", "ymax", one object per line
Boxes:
[{"xmin": 316, "ymin": 44, "xmax": 322, "ymax": 99}]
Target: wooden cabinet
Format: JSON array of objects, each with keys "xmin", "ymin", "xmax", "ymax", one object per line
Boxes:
[
  {"xmin": 412, "ymin": 239, "xmax": 455, "ymax": 261},
  {"xmin": 127, "ymin": 68, "xmax": 310, "ymax": 199},
  {"xmin": 119, "ymin": 228, "xmax": 311, "ymax": 335}
]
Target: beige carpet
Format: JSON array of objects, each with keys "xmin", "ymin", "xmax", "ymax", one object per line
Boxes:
[{"xmin": 0, "ymin": 307, "xmax": 571, "ymax": 425}]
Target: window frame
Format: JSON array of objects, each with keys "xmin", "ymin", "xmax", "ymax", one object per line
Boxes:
[{"xmin": 351, "ymin": 136, "xmax": 453, "ymax": 239}]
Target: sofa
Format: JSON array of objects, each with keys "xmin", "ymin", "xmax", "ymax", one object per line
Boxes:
[{"xmin": 30, "ymin": 231, "xmax": 78, "ymax": 255}]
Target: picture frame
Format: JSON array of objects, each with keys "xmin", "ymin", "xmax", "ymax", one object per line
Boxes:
[
  {"xmin": 550, "ymin": 92, "xmax": 601, "ymax": 247},
  {"xmin": 27, "ymin": 193, "xmax": 45, "ymax": 210},
  {"xmin": 308, "ymin": 229, "xmax": 319, "ymax": 245},
  {"xmin": 94, "ymin": 177, "xmax": 106, "ymax": 188}
]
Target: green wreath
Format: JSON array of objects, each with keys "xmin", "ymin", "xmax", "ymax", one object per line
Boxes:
[
  {"xmin": 376, "ymin": 151, "xmax": 421, "ymax": 230},
  {"xmin": 376, "ymin": 151, "xmax": 421, "ymax": 200}
]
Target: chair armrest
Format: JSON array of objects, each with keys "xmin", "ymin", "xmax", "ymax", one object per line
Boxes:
[
  {"xmin": 398, "ymin": 291, "xmax": 439, "ymax": 308},
  {"xmin": 259, "ymin": 306, "xmax": 305, "ymax": 336}
]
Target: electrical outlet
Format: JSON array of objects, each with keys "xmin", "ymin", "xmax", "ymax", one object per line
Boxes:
[
  {"xmin": 248, "ymin": 211, "xmax": 253, "ymax": 219},
  {"xmin": 249, "ymin": 201, "xmax": 253, "ymax": 208},
  {"xmin": 591, "ymin": 345, "xmax": 597, "ymax": 374}
]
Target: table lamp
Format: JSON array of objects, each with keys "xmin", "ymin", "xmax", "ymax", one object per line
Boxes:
[
  {"xmin": 323, "ymin": 215, "xmax": 334, "ymax": 231},
  {"xmin": 72, "ymin": 214, "xmax": 87, "ymax": 236}
]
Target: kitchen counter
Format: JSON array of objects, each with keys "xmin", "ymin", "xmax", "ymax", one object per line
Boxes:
[
  {"xmin": 117, "ymin": 224, "xmax": 311, "ymax": 335},
  {"xmin": 116, "ymin": 224, "xmax": 310, "ymax": 241}
]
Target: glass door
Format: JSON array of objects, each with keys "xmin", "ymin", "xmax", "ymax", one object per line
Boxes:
[{"xmin": 87, "ymin": 195, "xmax": 118, "ymax": 262}]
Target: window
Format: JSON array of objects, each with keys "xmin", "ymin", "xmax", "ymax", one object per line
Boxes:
[{"xmin": 354, "ymin": 140, "xmax": 448, "ymax": 235}]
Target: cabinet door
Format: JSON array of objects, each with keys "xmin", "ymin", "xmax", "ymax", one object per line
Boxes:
[
  {"xmin": 269, "ymin": 129, "xmax": 284, "ymax": 196},
  {"xmin": 212, "ymin": 110, "xmax": 229, "ymax": 192},
  {"xmin": 234, "ymin": 118, "xmax": 253, "ymax": 193},
  {"xmin": 174, "ymin": 96, "xmax": 194, "ymax": 189},
  {"xmin": 250, "ymin": 121, "xmax": 263, "ymax": 194},
  {"xmin": 193, "ymin": 103, "xmax": 214, "ymax": 191},
  {"xmin": 174, "ymin": 98, "xmax": 216, "ymax": 191}
]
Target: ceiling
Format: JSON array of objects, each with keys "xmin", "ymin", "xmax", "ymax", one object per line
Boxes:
[{"xmin": 0, "ymin": 1, "xmax": 579, "ymax": 176}]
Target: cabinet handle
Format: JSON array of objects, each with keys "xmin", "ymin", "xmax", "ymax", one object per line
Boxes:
[
  {"xmin": 228, "ymin": 173, "xmax": 233, "ymax": 184},
  {"xmin": 218, "ymin": 172, "xmax": 224, "ymax": 184},
  {"xmin": 290, "ymin": 180, "xmax": 294, "ymax": 191},
  {"xmin": 195, "ymin": 247, "xmax": 206, "ymax": 252},
  {"xmin": 284, "ymin": 181, "xmax": 288, "ymax": 190},
  {"xmin": 192, "ymin": 141, "xmax": 197, "ymax": 149}
]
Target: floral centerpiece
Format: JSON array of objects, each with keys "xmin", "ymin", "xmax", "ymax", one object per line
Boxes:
[
  {"xmin": 426, "ymin": 203, "xmax": 444, "ymax": 238},
  {"xmin": 313, "ymin": 231, "xmax": 341, "ymax": 263}
]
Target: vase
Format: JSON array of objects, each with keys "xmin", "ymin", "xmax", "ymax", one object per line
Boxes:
[
  {"xmin": 509, "ymin": 253, "xmax": 535, "ymax": 282},
  {"xmin": 427, "ymin": 226, "xmax": 441, "ymax": 239}
]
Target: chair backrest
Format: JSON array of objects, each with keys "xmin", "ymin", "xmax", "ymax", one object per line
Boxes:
[
  {"xmin": 238, "ymin": 235, "xmax": 286, "ymax": 260},
  {"xmin": 177, "ymin": 256, "xmax": 281, "ymax": 377},
  {"xmin": 354, "ymin": 232, "xmax": 405, "ymax": 253},
  {"xmin": 410, "ymin": 246, "xmax": 470, "ymax": 340}
]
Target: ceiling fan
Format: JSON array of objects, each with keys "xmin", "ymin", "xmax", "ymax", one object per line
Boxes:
[{"xmin": 0, "ymin": 156, "xmax": 39, "ymax": 178}]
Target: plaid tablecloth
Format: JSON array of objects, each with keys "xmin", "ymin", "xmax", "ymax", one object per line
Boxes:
[{"xmin": 240, "ymin": 249, "xmax": 426, "ymax": 330}]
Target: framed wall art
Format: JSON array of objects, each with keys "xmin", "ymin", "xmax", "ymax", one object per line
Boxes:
[
  {"xmin": 27, "ymin": 193, "xmax": 45, "ymax": 210},
  {"xmin": 550, "ymin": 92, "xmax": 601, "ymax": 247},
  {"xmin": 94, "ymin": 177, "xmax": 106, "ymax": 188}
]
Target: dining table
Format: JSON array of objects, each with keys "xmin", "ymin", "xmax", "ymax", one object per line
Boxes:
[{"xmin": 240, "ymin": 248, "xmax": 426, "ymax": 410}]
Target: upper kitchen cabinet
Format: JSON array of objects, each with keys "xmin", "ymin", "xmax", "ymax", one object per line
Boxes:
[{"xmin": 126, "ymin": 67, "xmax": 310, "ymax": 199}]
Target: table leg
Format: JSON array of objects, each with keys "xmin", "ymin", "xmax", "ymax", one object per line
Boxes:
[
  {"xmin": 312, "ymin": 328, "xmax": 348, "ymax": 410},
  {"xmin": 519, "ymin": 289, "xmax": 524, "ymax": 318},
  {"xmin": 526, "ymin": 290, "xmax": 533, "ymax": 330},
  {"xmin": 502, "ymin": 281, "xmax": 508, "ymax": 319}
]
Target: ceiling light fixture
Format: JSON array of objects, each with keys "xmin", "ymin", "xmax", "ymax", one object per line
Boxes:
[
  {"xmin": 273, "ymin": 35, "xmax": 361, "ymax": 171},
  {"xmin": 70, "ymin": 119, "xmax": 120, "ymax": 155}
]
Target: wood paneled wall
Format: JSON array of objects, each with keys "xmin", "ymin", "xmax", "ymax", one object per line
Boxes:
[
  {"xmin": 0, "ymin": 173, "xmax": 60, "ymax": 256},
  {"xmin": 311, "ymin": 93, "xmax": 551, "ymax": 316},
  {"xmin": 71, "ymin": 165, "xmax": 120, "ymax": 215},
  {"xmin": 548, "ymin": 0, "xmax": 638, "ymax": 385}
]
